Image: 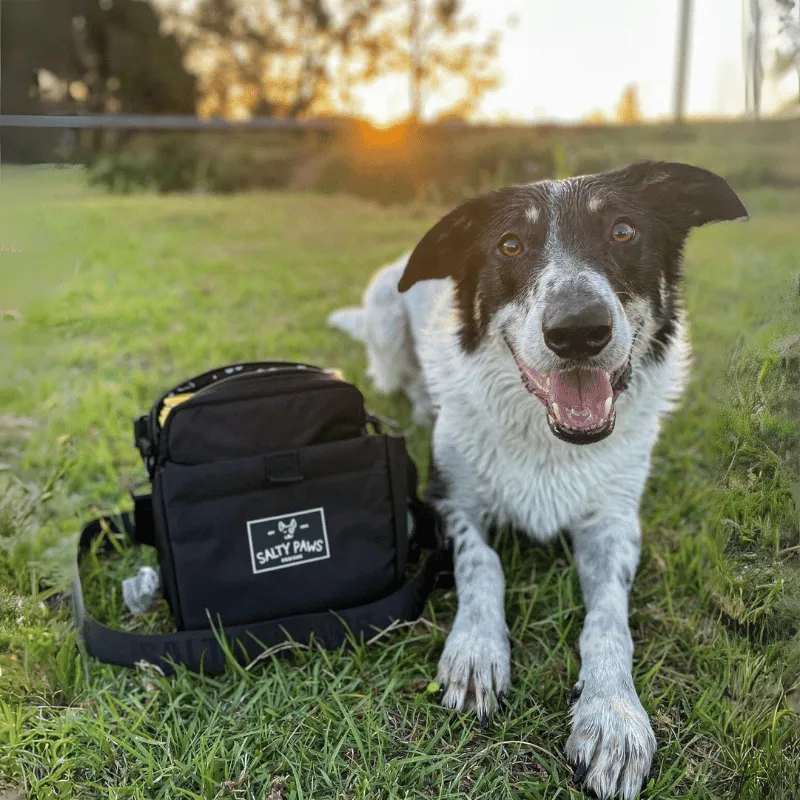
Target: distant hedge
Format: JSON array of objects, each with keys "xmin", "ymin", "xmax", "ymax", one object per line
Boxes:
[{"xmin": 86, "ymin": 118, "xmax": 800, "ymax": 202}]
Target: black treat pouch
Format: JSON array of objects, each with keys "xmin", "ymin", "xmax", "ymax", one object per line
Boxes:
[{"xmin": 73, "ymin": 362, "xmax": 447, "ymax": 674}]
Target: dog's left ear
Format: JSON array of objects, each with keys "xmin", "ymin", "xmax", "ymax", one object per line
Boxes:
[
  {"xmin": 616, "ymin": 161, "xmax": 748, "ymax": 229},
  {"xmin": 398, "ymin": 198, "xmax": 484, "ymax": 292}
]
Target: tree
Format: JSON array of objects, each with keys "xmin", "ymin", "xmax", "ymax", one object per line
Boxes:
[
  {"xmin": 400, "ymin": 0, "xmax": 500, "ymax": 120},
  {"xmin": 161, "ymin": 0, "xmax": 395, "ymax": 118},
  {"xmin": 744, "ymin": 0, "xmax": 764, "ymax": 118},
  {"xmin": 0, "ymin": 0, "xmax": 195, "ymax": 162},
  {"xmin": 616, "ymin": 84, "xmax": 643, "ymax": 125},
  {"xmin": 773, "ymin": 0, "xmax": 800, "ymax": 104},
  {"xmin": 673, "ymin": 0, "xmax": 692, "ymax": 123},
  {"xmin": 1, "ymin": 0, "xmax": 86, "ymax": 161},
  {"xmin": 161, "ymin": 0, "xmax": 501, "ymax": 121},
  {"xmin": 73, "ymin": 0, "xmax": 197, "ymax": 158},
  {"xmin": 584, "ymin": 109, "xmax": 607, "ymax": 126},
  {"xmin": 76, "ymin": 0, "xmax": 197, "ymax": 115}
]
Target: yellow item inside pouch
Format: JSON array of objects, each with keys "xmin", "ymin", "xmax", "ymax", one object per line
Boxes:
[
  {"xmin": 158, "ymin": 392, "xmax": 195, "ymax": 428},
  {"xmin": 157, "ymin": 368, "xmax": 345, "ymax": 428}
]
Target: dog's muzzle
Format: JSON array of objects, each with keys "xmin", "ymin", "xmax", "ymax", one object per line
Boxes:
[{"xmin": 504, "ymin": 337, "xmax": 631, "ymax": 445}]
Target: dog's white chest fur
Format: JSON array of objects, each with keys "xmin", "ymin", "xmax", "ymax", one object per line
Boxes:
[{"xmin": 421, "ymin": 287, "xmax": 689, "ymax": 540}]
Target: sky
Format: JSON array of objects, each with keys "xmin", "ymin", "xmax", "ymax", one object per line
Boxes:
[{"xmin": 355, "ymin": 0, "xmax": 797, "ymax": 124}]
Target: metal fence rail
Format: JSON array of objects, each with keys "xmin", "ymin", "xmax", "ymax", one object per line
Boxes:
[{"xmin": 0, "ymin": 114, "xmax": 337, "ymax": 131}]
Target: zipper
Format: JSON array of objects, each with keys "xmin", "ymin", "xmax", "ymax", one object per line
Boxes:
[
  {"xmin": 153, "ymin": 369, "xmax": 361, "ymax": 469},
  {"xmin": 146, "ymin": 362, "xmax": 328, "ymax": 465}
]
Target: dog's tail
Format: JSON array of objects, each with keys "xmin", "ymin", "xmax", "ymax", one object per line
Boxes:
[
  {"xmin": 327, "ymin": 259, "xmax": 418, "ymax": 397},
  {"xmin": 327, "ymin": 306, "xmax": 366, "ymax": 342}
]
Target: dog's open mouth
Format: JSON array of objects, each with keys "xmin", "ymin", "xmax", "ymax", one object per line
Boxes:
[{"xmin": 506, "ymin": 342, "xmax": 631, "ymax": 445}]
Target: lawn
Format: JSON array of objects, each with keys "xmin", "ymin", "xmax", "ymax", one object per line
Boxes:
[{"xmin": 0, "ymin": 167, "xmax": 798, "ymax": 799}]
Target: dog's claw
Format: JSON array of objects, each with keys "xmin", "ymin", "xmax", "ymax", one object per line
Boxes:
[
  {"xmin": 436, "ymin": 678, "xmax": 504, "ymax": 726},
  {"xmin": 566, "ymin": 685, "xmax": 656, "ymax": 800},
  {"xmin": 435, "ymin": 625, "xmax": 511, "ymax": 724},
  {"xmin": 496, "ymin": 690, "xmax": 507, "ymax": 713},
  {"xmin": 572, "ymin": 761, "xmax": 588, "ymax": 785},
  {"xmin": 569, "ymin": 681, "xmax": 585, "ymax": 706}
]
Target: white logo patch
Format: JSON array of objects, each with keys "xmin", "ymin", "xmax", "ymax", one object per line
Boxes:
[{"xmin": 247, "ymin": 507, "xmax": 330, "ymax": 574}]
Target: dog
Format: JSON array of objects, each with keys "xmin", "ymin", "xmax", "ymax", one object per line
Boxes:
[{"xmin": 328, "ymin": 161, "xmax": 747, "ymax": 799}]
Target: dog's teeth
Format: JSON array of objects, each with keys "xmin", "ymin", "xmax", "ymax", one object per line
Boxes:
[
  {"xmin": 552, "ymin": 403, "xmax": 562, "ymax": 422},
  {"xmin": 604, "ymin": 397, "xmax": 613, "ymax": 416}
]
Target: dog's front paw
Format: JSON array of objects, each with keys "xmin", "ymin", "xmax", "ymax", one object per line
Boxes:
[
  {"xmin": 565, "ymin": 681, "xmax": 656, "ymax": 800},
  {"xmin": 436, "ymin": 624, "xmax": 510, "ymax": 726}
]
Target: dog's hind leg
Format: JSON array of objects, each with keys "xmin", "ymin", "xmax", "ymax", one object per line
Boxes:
[
  {"xmin": 404, "ymin": 364, "xmax": 434, "ymax": 424},
  {"xmin": 430, "ymin": 433, "xmax": 510, "ymax": 726},
  {"xmin": 338, "ymin": 263, "xmax": 410, "ymax": 397},
  {"xmin": 363, "ymin": 316, "xmax": 412, "ymax": 396},
  {"xmin": 329, "ymin": 257, "xmax": 434, "ymax": 422},
  {"xmin": 565, "ymin": 510, "xmax": 657, "ymax": 800}
]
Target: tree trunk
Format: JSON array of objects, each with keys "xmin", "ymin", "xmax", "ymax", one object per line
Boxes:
[
  {"xmin": 673, "ymin": 0, "xmax": 693, "ymax": 123},
  {"xmin": 779, "ymin": 0, "xmax": 800, "ymax": 102},
  {"xmin": 745, "ymin": 0, "xmax": 763, "ymax": 119},
  {"xmin": 409, "ymin": 0, "xmax": 423, "ymax": 120}
]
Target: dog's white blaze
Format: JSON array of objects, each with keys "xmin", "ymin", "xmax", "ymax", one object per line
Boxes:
[
  {"xmin": 525, "ymin": 206, "xmax": 540, "ymax": 223},
  {"xmin": 587, "ymin": 195, "xmax": 605, "ymax": 213},
  {"xmin": 516, "ymin": 261, "xmax": 633, "ymax": 376}
]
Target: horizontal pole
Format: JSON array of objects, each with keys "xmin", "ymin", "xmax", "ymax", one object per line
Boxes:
[{"xmin": 0, "ymin": 114, "xmax": 339, "ymax": 131}]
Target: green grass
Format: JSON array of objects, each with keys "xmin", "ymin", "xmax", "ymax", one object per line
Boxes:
[{"xmin": 0, "ymin": 168, "xmax": 799, "ymax": 799}]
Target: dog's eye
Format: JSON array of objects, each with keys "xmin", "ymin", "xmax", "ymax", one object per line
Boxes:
[
  {"xmin": 499, "ymin": 235, "xmax": 523, "ymax": 257},
  {"xmin": 610, "ymin": 221, "xmax": 636, "ymax": 244}
]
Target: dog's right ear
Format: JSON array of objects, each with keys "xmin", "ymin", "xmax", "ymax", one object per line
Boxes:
[{"xmin": 397, "ymin": 199, "xmax": 483, "ymax": 293}]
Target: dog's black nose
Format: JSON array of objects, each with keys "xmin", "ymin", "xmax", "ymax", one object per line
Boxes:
[{"xmin": 542, "ymin": 301, "xmax": 613, "ymax": 359}]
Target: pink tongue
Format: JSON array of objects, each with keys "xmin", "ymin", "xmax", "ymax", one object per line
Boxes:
[{"xmin": 548, "ymin": 369, "xmax": 613, "ymax": 431}]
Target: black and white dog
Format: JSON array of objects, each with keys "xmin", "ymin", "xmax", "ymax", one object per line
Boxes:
[{"xmin": 329, "ymin": 162, "xmax": 747, "ymax": 799}]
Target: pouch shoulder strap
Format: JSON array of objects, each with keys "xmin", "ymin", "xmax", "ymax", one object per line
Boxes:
[{"xmin": 73, "ymin": 496, "xmax": 450, "ymax": 675}]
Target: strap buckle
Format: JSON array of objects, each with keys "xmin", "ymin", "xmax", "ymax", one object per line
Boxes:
[
  {"xmin": 133, "ymin": 415, "xmax": 156, "ymax": 477},
  {"xmin": 134, "ymin": 415, "xmax": 152, "ymax": 458}
]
